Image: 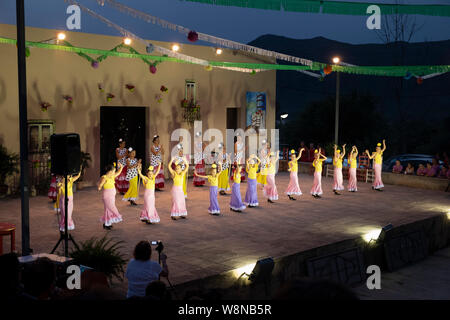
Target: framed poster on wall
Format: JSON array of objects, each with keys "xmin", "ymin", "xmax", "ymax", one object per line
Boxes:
[{"xmin": 246, "ymin": 92, "xmax": 266, "ymax": 130}]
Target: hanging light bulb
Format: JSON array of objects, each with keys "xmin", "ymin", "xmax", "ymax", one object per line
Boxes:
[
  {"xmin": 123, "ymin": 38, "xmax": 132, "ymax": 45},
  {"xmin": 172, "ymin": 44, "xmax": 180, "ymax": 52},
  {"xmin": 215, "ymin": 48, "xmax": 223, "ymax": 55},
  {"xmin": 57, "ymin": 32, "xmax": 66, "ymax": 41}
]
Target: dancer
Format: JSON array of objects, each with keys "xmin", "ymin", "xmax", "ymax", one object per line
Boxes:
[
  {"xmin": 244, "ymin": 154, "xmax": 260, "ymax": 207},
  {"xmin": 137, "ymin": 162, "xmax": 161, "ymax": 225},
  {"xmin": 285, "ymin": 148, "xmax": 305, "ymax": 200},
  {"xmin": 48, "ymin": 174, "xmax": 60, "ymax": 203},
  {"xmin": 257, "ymin": 141, "xmax": 270, "ymax": 187},
  {"xmin": 232, "ymin": 134, "xmax": 246, "ymax": 182},
  {"xmin": 333, "ymin": 144, "xmax": 346, "ymax": 195},
  {"xmin": 98, "ymin": 163, "xmax": 124, "ymax": 230},
  {"xmin": 123, "ymin": 148, "xmax": 141, "ymax": 206},
  {"xmin": 57, "ymin": 168, "xmax": 82, "ymax": 232},
  {"xmin": 53, "ymin": 175, "xmax": 63, "ymax": 213},
  {"xmin": 151, "ymin": 135, "xmax": 165, "ymax": 190},
  {"xmin": 311, "ymin": 149, "xmax": 327, "ymax": 198},
  {"xmin": 366, "ymin": 140, "xmax": 386, "ymax": 191},
  {"xmin": 115, "ymin": 138, "xmax": 129, "ymax": 194},
  {"xmin": 193, "ymin": 140, "xmax": 206, "ymax": 187},
  {"xmin": 168, "ymin": 157, "xmax": 189, "ymax": 220},
  {"xmin": 195, "ymin": 163, "xmax": 222, "ymax": 215},
  {"xmin": 263, "ymin": 152, "xmax": 279, "ymax": 203},
  {"xmin": 230, "ymin": 164, "xmax": 246, "ymax": 212},
  {"xmin": 348, "ymin": 146, "xmax": 358, "ymax": 192},
  {"xmin": 218, "ymin": 146, "xmax": 231, "ymax": 195},
  {"xmin": 172, "ymin": 146, "xmax": 188, "ymax": 198}
]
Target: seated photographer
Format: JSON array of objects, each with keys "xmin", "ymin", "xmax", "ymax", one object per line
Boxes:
[{"xmin": 125, "ymin": 240, "xmax": 168, "ymax": 298}]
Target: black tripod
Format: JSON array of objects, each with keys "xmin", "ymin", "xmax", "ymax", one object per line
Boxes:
[
  {"xmin": 155, "ymin": 242, "xmax": 178, "ymax": 299},
  {"xmin": 51, "ymin": 175, "xmax": 79, "ymax": 257}
]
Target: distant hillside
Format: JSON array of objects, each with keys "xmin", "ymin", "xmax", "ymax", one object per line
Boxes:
[{"xmin": 248, "ymin": 35, "xmax": 450, "ymax": 121}]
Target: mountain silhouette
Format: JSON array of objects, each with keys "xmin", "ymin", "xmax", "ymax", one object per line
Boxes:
[{"xmin": 248, "ymin": 35, "xmax": 450, "ymax": 121}]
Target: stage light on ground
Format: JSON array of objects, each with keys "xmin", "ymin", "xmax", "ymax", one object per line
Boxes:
[
  {"xmin": 233, "ymin": 262, "xmax": 256, "ymax": 279},
  {"xmin": 57, "ymin": 33, "xmax": 66, "ymax": 41},
  {"xmin": 280, "ymin": 114, "xmax": 288, "ymax": 119},
  {"xmin": 215, "ymin": 48, "xmax": 223, "ymax": 55},
  {"xmin": 123, "ymin": 38, "xmax": 132, "ymax": 45},
  {"xmin": 248, "ymin": 257, "xmax": 274, "ymax": 282},
  {"xmin": 332, "ymin": 56, "xmax": 340, "ymax": 64},
  {"xmin": 363, "ymin": 228, "xmax": 382, "ymax": 242},
  {"xmin": 172, "ymin": 44, "xmax": 180, "ymax": 52},
  {"xmin": 446, "ymin": 210, "xmax": 450, "ymax": 220}
]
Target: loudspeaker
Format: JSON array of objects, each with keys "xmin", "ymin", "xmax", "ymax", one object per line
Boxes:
[{"xmin": 50, "ymin": 133, "xmax": 81, "ymax": 175}]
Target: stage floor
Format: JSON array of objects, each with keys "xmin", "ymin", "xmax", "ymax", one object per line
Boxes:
[{"xmin": 1, "ymin": 172, "xmax": 449, "ymax": 293}]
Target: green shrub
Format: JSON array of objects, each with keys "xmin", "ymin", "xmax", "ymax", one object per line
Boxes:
[{"xmin": 70, "ymin": 235, "xmax": 127, "ymax": 281}]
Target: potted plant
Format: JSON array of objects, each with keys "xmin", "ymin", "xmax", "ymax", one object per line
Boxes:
[
  {"xmin": 70, "ymin": 235, "xmax": 127, "ymax": 282},
  {"xmin": 0, "ymin": 145, "xmax": 19, "ymax": 195},
  {"xmin": 76, "ymin": 151, "xmax": 92, "ymax": 190}
]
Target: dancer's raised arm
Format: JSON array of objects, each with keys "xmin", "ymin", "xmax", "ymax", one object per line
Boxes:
[
  {"xmin": 295, "ymin": 148, "xmax": 304, "ymax": 161},
  {"xmin": 114, "ymin": 162, "xmax": 124, "ymax": 178},
  {"xmin": 381, "ymin": 139, "xmax": 386, "ymax": 153}
]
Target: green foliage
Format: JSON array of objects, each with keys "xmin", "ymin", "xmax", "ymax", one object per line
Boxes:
[
  {"xmin": 0, "ymin": 145, "xmax": 19, "ymax": 185},
  {"xmin": 70, "ymin": 235, "xmax": 127, "ymax": 281}
]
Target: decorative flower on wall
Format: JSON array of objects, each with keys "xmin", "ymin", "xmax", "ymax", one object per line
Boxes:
[
  {"xmin": 40, "ymin": 102, "xmax": 51, "ymax": 112},
  {"xmin": 160, "ymin": 85, "xmax": 168, "ymax": 93},
  {"xmin": 187, "ymin": 30, "xmax": 198, "ymax": 42},
  {"xmin": 155, "ymin": 94, "xmax": 163, "ymax": 104},
  {"xmin": 106, "ymin": 93, "xmax": 115, "ymax": 102},
  {"xmin": 126, "ymin": 84, "xmax": 135, "ymax": 92},
  {"xmin": 98, "ymin": 83, "xmax": 104, "ymax": 92},
  {"xmin": 63, "ymin": 95, "xmax": 73, "ymax": 103}
]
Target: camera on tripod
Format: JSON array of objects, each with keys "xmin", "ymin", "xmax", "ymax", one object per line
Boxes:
[{"xmin": 151, "ymin": 240, "xmax": 164, "ymax": 255}]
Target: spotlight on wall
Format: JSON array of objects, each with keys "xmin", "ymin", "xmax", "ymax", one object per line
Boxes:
[
  {"xmin": 362, "ymin": 224, "xmax": 393, "ymax": 243},
  {"xmin": 233, "ymin": 262, "xmax": 256, "ymax": 279},
  {"xmin": 248, "ymin": 257, "xmax": 274, "ymax": 282},
  {"xmin": 363, "ymin": 228, "xmax": 382, "ymax": 243},
  {"xmin": 447, "ymin": 210, "xmax": 450, "ymax": 220},
  {"xmin": 332, "ymin": 56, "xmax": 340, "ymax": 64},
  {"xmin": 57, "ymin": 33, "xmax": 66, "ymax": 41},
  {"xmin": 280, "ymin": 114, "xmax": 289, "ymax": 119},
  {"xmin": 233, "ymin": 257, "xmax": 274, "ymax": 282},
  {"xmin": 171, "ymin": 44, "xmax": 180, "ymax": 52},
  {"xmin": 215, "ymin": 48, "xmax": 223, "ymax": 55},
  {"xmin": 123, "ymin": 38, "xmax": 132, "ymax": 45}
]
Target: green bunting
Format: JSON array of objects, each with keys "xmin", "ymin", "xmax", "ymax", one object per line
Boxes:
[
  {"xmin": 0, "ymin": 36, "xmax": 448, "ymax": 77},
  {"xmin": 180, "ymin": 0, "xmax": 450, "ymax": 17}
]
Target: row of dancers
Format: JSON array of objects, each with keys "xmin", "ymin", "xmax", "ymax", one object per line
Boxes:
[{"xmin": 48, "ymin": 139, "xmax": 386, "ymax": 231}]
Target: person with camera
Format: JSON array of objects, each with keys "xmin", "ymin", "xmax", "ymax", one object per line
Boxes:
[{"xmin": 125, "ymin": 241, "xmax": 169, "ymax": 298}]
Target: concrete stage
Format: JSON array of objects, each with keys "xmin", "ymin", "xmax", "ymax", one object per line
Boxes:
[{"xmin": 1, "ymin": 172, "xmax": 449, "ymax": 293}]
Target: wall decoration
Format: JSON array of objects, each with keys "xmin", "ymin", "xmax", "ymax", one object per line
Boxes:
[
  {"xmin": 40, "ymin": 102, "xmax": 51, "ymax": 112},
  {"xmin": 160, "ymin": 85, "xmax": 168, "ymax": 93},
  {"xmin": 106, "ymin": 93, "xmax": 115, "ymax": 101},
  {"xmin": 150, "ymin": 64, "xmax": 157, "ymax": 74},
  {"xmin": 155, "ymin": 94, "xmax": 163, "ymax": 103},
  {"xmin": 125, "ymin": 84, "xmax": 135, "ymax": 92},
  {"xmin": 246, "ymin": 92, "xmax": 266, "ymax": 130},
  {"xmin": 91, "ymin": 60, "xmax": 99, "ymax": 68},
  {"xmin": 98, "ymin": 83, "xmax": 104, "ymax": 92},
  {"xmin": 63, "ymin": 95, "xmax": 73, "ymax": 103},
  {"xmin": 187, "ymin": 30, "xmax": 199, "ymax": 42}
]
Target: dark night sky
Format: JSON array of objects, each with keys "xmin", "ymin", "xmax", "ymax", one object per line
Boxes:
[{"xmin": 0, "ymin": 0, "xmax": 449, "ymax": 46}]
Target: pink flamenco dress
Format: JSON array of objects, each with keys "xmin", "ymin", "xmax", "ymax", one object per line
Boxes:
[
  {"xmin": 285, "ymin": 161, "xmax": 302, "ymax": 196},
  {"xmin": 171, "ymin": 172, "xmax": 188, "ymax": 218},
  {"xmin": 101, "ymin": 175, "xmax": 123, "ymax": 227},
  {"xmin": 140, "ymin": 176, "xmax": 160, "ymax": 223}
]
